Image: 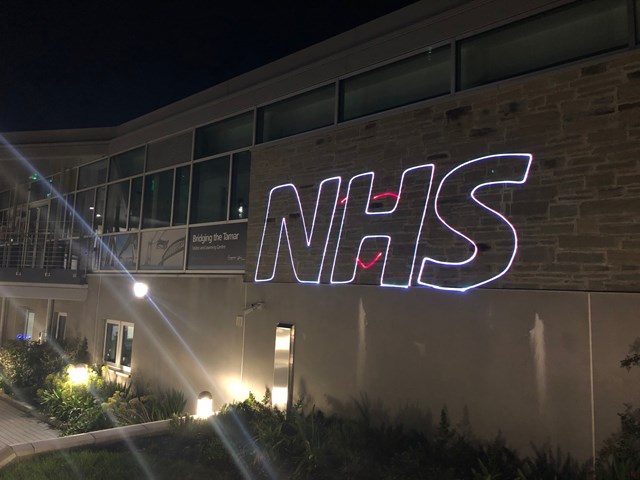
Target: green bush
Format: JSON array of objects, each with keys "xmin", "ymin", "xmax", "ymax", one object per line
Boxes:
[
  {"xmin": 104, "ymin": 387, "xmax": 186, "ymax": 425},
  {"xmin": 171, "ymin": 391, "xmax": 589, "ymax": 480},
  {"xmin": 596, "ymin": 338, "xmax": 640, "ymax": 478},
  {"xmin": 37, "ymin": 365, "xmax": 118, "ymax": 434},
  {"xmin": 0, "ymin": 339, "xmax": 64, "ymax": 403}
]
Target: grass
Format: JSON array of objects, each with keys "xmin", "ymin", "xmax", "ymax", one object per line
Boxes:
[{"xmin": 0, "ymin": 439, "xmax": 222, "ymax": 480}]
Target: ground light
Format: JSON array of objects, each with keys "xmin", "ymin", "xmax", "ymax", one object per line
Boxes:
[
  {"xmin": 133, "ymin": 281, "xmax": 149, "ymax": 298},
  {"xmin": 68, "ymin": 364, "xmax": 90, "ymax": 386},
  {"xmin": 196, "ymin": 391, "xmax": 214, "ymax": 418}
]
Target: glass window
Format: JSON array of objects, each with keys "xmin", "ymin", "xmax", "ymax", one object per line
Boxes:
[
  {"xmin": 109, "ymin": 147, "xmax": 145, "ymax": 181},
  {"xmin": 62, "ymin": 194, "xmax": 75, "ymax": 238},
  {"xmin": 459, "ymin": 0, "xmax": 628, "ymax": 89},
  {"xmin": 129, "ymin": 177, "xmax": 143, "ymax": 230},
  {"xmin": 105, "ymin": 181, "xmax": 129, "ymax": 233},
  {"xmin": 78, "ymin": 159, "xmax": 107, "ymax": 189},
  {"xmin": 60, "ymin": 168, "xmax": 77, "ymax": 194},
  {"xmin": 0, "ymin": 191, "xmax": 10, "ymax": 210},
  {"xmin": 120, "ymin": 325, "xmax": 134, "ymax": 368},
  {"xmin": 147, "ymin": 132, "xmax": 192, "ymax": 171},
  {"xmin": 142, "ymin": 170, "xmax": 174, "ymax": 229},
  {"xmin": 104, "ymin": 321, "xmax": 134, "ymax": 371},
  {"xmin": 257, "ymin": 85, "xmax": 335, "ymax": 143},
  {"xmin": 29, "ymin": 176, "xmax": 52, "ymax": 202},
  {"xmin": 230, "ymin": 151, "xmax": 250, "ymax": 220},
  {"xmin": 190, "ymin": 157, "xmax": 230, "ymax": 224},
  {"xmin": 104, "ymin": 322, "xmax": 119, "ymax": 363},
  {"xmin": 340, "ymin": 46, "xmax": 451, "ymax": 121},
  {"xmin": 73, "ymin": 189, "xmax": 96, "ymax": 236},
  {"xmin": 637, "ymin": 0, "xmax": 640, "ymax": 43},
  {"xmin": 94, "ymin": 186, "xmax": 105, "ymax": 233},
  {"xmin": 194, "ymin": 112, "xmax": 253, "ymax": 159},
  {"xmin": 173, "ymin": 166, "xmax": 190, "ymax": 226}
]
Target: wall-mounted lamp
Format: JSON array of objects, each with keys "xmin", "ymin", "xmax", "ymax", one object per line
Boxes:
[
  {"xmin": 243, "ymin": 302, "xmax": 265, "ymax": 316},
  {"xmin": 196, "ymin": 391, "xmax": 214, "ymax": 418},
  {"xmin": 133, "ymin": 282, "xmax": 149, "ymax": 298}
]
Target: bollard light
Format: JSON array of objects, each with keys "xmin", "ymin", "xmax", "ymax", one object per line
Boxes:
[
  {"xmin": 196, "ymin": 390, "xmax": 214, "ymax": 418},
  {"xmin": 68, "ymin": 364, "xmax": 90, "ymax": 386}
]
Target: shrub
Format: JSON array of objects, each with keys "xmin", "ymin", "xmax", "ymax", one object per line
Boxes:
[
  {"xmin": 0, "ymin": 339, "xmax": 64, "ymax": 403},
  {"xmin": 37, "ymin": 365, "xmax": 118, "ymax": 434},
  {"xmin": 104, "ymin": 387, "xmax": 186, "ymax": 425},
  {"xmin": 596, "ymin": 338, "xmax": 640, "ymax": 478},
  {"xmin": 171, "ymin": 391, "xmax": 588, "ymax": 480}
]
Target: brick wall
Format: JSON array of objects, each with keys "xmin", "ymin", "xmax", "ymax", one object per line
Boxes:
[{"xmin": 246, "ymin": 50, "xmax": 640, "ymax": 292}]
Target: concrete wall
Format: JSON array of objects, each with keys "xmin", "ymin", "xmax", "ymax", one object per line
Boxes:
[{"xmin": 240, "ymin": 283, "xmax": 640, "ymax": 461}]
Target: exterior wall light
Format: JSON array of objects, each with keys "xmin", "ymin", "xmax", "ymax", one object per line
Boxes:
[
  {"xmin": 196, "ymin": 390, "xmax": 214, "ymax": 418},
  {"xmin": 68, "ymin": 364, "xmax": 90, "ymax": 386},
  {"xmin": 133, "ymin": 282, "xmax": 149, "ymax": 298}
]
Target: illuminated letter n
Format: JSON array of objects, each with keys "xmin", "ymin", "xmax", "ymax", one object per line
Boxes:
[{"xmin": 255, "ymin": 177, "xmax": 341, "ymax": 283}]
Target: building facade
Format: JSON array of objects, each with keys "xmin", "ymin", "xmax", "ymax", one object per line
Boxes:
[{"xmin": 1, "ymin": 0, "xmax": 639, "ymax": 461}]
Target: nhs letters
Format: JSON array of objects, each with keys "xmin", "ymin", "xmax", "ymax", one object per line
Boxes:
[{"xmin": 255, "ymin": 154, "xmax": 533, "ymax": 291}]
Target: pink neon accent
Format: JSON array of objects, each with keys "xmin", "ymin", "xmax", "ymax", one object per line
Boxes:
[
  {"xmin": 372, "ymin": 192, "xmax": 399, "ymax": 201},
  {"xmin": 356, "ymin": 252, "xmax": 383, "ymax": 269},
  {"xmin": 340, "ymin": 196, "xmax": 348, "ymax": 205}
]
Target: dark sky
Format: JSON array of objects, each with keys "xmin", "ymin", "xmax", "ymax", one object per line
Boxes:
[{"xmin": 0, "ymin": 1, "xmax": 418, "ymax": 132}]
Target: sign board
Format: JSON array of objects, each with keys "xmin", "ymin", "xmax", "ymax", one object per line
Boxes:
[{"xmin": 187, "ymin": 223, "xmax": 247, "ymax": 270}]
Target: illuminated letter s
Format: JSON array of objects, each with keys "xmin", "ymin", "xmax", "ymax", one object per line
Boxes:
[
  {"xmin": 255, "ymin": 177, "xmax": 341, "ymax": 283},
  {"xmin": 417, "ymin": 153, "xmax": 533, "ymax": 291}
]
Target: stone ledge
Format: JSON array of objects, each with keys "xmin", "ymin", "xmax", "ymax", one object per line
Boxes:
[{"xmin": 0, "ymin": 419, "xmax": 172, "ymax": 470}]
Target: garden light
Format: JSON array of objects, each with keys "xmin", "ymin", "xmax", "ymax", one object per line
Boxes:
[
  {"xmin": 68, "ymin": 364, "xmax": 90, "ymax": 385},
  {"xmin": 133, "ymin": 281, "xmax": 149, "ymax": 298},
  {"xmin": 196, "ymin": 390, "xmax": 214, "ymax": 418}
]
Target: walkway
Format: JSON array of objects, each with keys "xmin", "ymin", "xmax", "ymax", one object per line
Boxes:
[{"xmin": 0, "ymin": 396, "xmax": 59, "ymax": 447}]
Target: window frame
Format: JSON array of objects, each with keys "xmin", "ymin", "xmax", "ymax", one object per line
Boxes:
[{"xmin": 103, "ymin": 320, "xmax": 134, "ymax": 373}]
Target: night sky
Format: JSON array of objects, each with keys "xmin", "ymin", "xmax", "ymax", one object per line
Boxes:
[{"xmin": 0, "ymin": 1, "xmax": 417, "ymax": 132}]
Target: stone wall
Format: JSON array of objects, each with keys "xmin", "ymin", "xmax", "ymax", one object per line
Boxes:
[{"xmin": 247, "ymin": 50, "xmax": 640, "ymax": 292}]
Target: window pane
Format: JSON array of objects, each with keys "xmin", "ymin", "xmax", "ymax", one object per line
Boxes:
[
  {"xmin": 121, "ymin": 325, "xmax": 134, "ymax": 368},
  {"xmin": 0, "ymin": 191, "xmax": 10, "ymax": 210},
  {"xmin": 230, "ymin": 151, "xmax": 250, "ymax": 220},
  {"xmin": 78, "ymin": 159, "xmax": 107, "ymax": 189},
  {"xmin": 190, "ymin": 157, "xmax": 230, "ymax": 224},
  {"xmin": 105, "ymin": 181, "xmax": 129, "ymax": 233},
  {"xmin": 94, "ymin": 186, "xmax": 105, "ymax": 233},
  {"xmin": 194, "ymin": 112, "xmax": 253, "ymax": 159},
  {"xmin": 257, "ymin": 85, "xmax": 334, "ymax": 143},
  {"xmin": 109, "ymin": 147, "xmax": 145, "ymax": 181},
  {"xmin": 63, "ymin": 194, "xmax": 74, "ymax": 238},
  {"xmin": 55, "ymin": 315, "xmax": 66, "ymax": 344},
  {"xmin": 637, "ymin": 0, "xmax": 640, "ymax": 43},
  {"xmin": 73, "ymin": 189, "xmax": 95, "ymax": 236},
  {"xmin": 129, "ymin": 177, "xmax": 143, "ymax": 230},
  {"xmin": 143, "ymin": 170, "xmax": 174, "ymax": 229},
  {"xmin": 459, "ymin": 0, "xmax": 628, "ymax": 89},
  {"xmin": 173, "ymin": 166, "xmax": 190, "ymax": 226},
  {"xmin": 61, "ymin": 168, "xmax": 77, "ymax": 194},
  {"xmin": 340, "ymin": 46, "xmax": 450, "ymax": 121},
  {"xmin": 104, "ymin": 323, "xmax": 119, "ymax": 363},
  {"xmin": 147, "ymin": 132, "xmax": 192, "ymax": 171},
  {"xmin": 29, "ymin": 177, "xmax": 52, "ymax": 202}
]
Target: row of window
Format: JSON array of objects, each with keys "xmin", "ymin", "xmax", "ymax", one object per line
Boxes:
[{"xmin": 191, "ymin": 0, "xmax": 633, "ymax": 152}]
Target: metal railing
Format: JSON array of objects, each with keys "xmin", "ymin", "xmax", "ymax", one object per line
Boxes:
[{"xmin": 0, "ymin": 229, "xmax": 91, "ymax": 278}]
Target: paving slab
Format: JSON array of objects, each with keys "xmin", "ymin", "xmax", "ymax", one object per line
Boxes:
[{"xmin": 0, "ymin": 396, "xmax": 59, "ymax": 447}]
